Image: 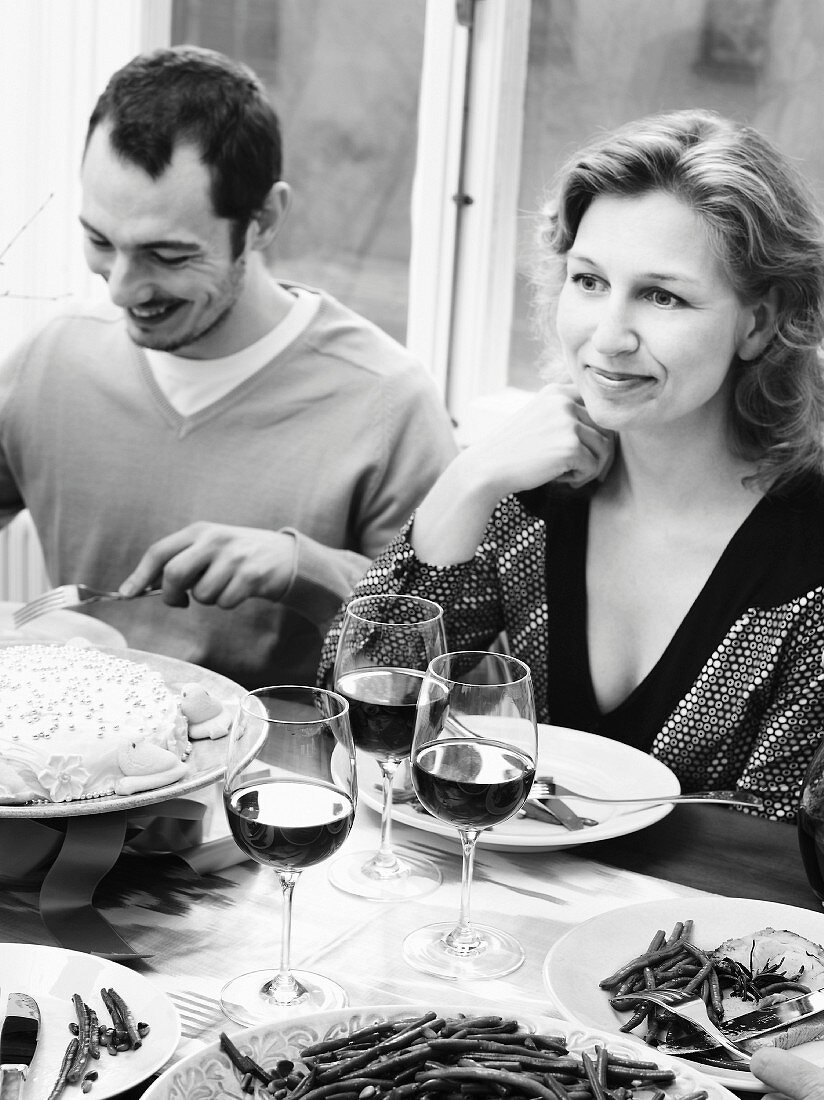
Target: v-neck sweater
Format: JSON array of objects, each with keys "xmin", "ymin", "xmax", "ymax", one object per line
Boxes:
[
  {"xmin": 0, "ymin": 287, "xmax": 457, "ymax": 689},
  {"xmin": 318, "ymin": 478, "xmax": 824, "ymax": 820}
]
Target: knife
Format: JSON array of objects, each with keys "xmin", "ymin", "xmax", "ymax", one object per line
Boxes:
[
  {"xmin": 659, "ymin": 988, "xmax": 824, "ymax": 1053},
  {"xmin": 0, "ymin": 993, "xmax": 41, "ymax": 1100},
  {"xmin": 522, "ymin": 795, "xmax": 594, "ymax": 831}
]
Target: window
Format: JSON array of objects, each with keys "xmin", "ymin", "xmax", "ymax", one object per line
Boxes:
[
  {"xmin": 11, "ymin": 0, "xmax": 824, "ymax": 421},
  {"xmin": 171, "ymin": 0, "xmax": 426, "ymax": 347},
  {"xmin": 506, "ymin": 0, "xmax": 824, "ymax": 392}
]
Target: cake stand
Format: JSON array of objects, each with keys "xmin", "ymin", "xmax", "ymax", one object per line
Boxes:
[{"xmin": 0, "ymin": 647, "xmax": 247, "ymax": 960}]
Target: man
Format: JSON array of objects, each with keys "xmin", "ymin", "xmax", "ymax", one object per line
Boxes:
[{"xmin": 0, "ymin": 46, "xmax": 456, "ymax": 688}]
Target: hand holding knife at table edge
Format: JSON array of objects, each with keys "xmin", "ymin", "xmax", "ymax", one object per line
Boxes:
[{"xmin": 0, "ymin": 993, "xmax": 40, "ymax": 1100}]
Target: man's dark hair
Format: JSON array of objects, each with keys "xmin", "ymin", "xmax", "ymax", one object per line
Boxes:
[{"xmin": 85, "ymin": 45, "xmax": 282, "ymax": 256}]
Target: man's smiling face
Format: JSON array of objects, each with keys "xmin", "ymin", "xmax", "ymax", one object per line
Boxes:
[{"xmin": 80, "ymin": 125, "xmax": 247, "ymax": 357}]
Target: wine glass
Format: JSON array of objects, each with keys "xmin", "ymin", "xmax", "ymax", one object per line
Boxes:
[
  {"xmin": 220, "ymin": 685, "xmax": 357, "ymax": 1025},
  {"xmin": 328, "ymin": 593, "xmax": 446, "ymax": 900},
  {"xmin": 799, "ymin": 742, "xmax": 824, "ymax": 906},
  {"xmin": 403, "ymin": 650, "xmax": 537, "ymax": 979}
]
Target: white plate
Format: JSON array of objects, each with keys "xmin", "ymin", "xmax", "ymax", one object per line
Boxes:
[
  {"xmin": 0, "ymin": 646, "xmax": 246, "ymax": 818},
  {"xmin": 0, "ymin": 941, "xmax": 179, "ymax": 1098},
  {"xmin": 0, "ymin": 600, "xmax": 126, "ymax": 648},
  {"xmin": 543, "ymin": 896, "xmax": 824, "ymax": 1091},
  {"xmin": 360, "ymin": 724, "xmax": 679, "ymax": 852},
  {"xmin": 143, "ymin": 1001, "xmax": 734, "ymax": 1100}
]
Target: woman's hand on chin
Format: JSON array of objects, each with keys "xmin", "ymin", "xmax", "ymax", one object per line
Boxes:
[
  {"xmin": 469, "ymin": 382, "xmax": 615, "ymax": 498},
  {"xmin": 411, "ymin": 383, "xmax": 615, "ymax": 566}
]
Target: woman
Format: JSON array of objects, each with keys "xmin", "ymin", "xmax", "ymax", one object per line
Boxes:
[{"xmin": 320, "ymin": 109, "xmax": 824, "ymax": 820}]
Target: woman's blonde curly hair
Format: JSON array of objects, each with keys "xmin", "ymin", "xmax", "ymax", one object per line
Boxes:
[{"xmin": 530, "ymin": 108, "xmax": 824, "ymax": 491}]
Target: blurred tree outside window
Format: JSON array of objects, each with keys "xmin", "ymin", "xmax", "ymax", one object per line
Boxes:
[{"xmin": 171, "ymin": 0, "xmax": 425, "ymax": 347}]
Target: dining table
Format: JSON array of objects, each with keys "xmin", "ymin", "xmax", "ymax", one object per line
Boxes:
[{"xmin": 0, "ymin": 779, "xmax": 817, "ymax": 1099}]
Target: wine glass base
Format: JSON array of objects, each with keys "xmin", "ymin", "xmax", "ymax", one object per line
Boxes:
[
  {"xmin": 402, "ymin": 921, "xmax": 525, "ymax": 979},
  {"xmin": 328, "ymin": 847, "xmax": 442, "ymax": 900},
  {"xmin": 220, "ymin": 968, "xmax": 348, "ymax": 1027}
]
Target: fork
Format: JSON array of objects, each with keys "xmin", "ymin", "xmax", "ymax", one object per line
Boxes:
[
  {"xmin": 13, "ymin": 584, "xmax": 163, "ymax": 627},
  {"xmin": 616, "ymin": 989, "xmax": 751, "ymax": 1063},
  {"xmin": 532, "ymin": 780, "xmax": 764, "ymax": 810}
]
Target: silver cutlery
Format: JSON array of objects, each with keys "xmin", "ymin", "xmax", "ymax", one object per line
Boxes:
[
  {"xmin": 0, "ymin": 992, "xmax": 41, "ymax": 1099},
  {"xmin": 533, "ymin": 779, "xmax": 764, "ymax": 810},
  {"xmin": 617, "ymin": 989, "xmax": 750, "ymax": 1063},
  {"xmin": 13, "ymin": 583, "xmax": 163, "ymax": 628},
  {"xmin": 659, "ymin": 987, "xmax": 824, "ymax": 1053},
  {"xmin": 521, "ymin": 797, "xmax": 597, "ymax": 830},
  {"xmin": 376, "ymin": 781, "xmax": 598, "ymax": 830}
]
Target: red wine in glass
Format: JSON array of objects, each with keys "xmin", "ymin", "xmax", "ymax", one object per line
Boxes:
[
  {"xmin": 219, "ymin": 685, "xmax": 357, "ymax": 1026},
  {"xmin": 329, "ymin": 594, "xmax": 446, "ymax": 900},
  {"xmin": 226, "ymin": 777, "xmax": 355, "ymax": 871},
  {"xmin": 798, "ymin": 739, "xmax": 824, "ymax": 906},
  {"xmin": 412, "ymin": 738, "xmax": 535, "ymax": 829},
  {"xmin": 403, "ymin": 650, "xmax": 537, "ymax": 980},
  {"xmin": 336, "ymin": 666, "xmax": 424, "ymax": 759},
  {"xmin": 798, "ymin": 804, "xmax": 824, "ymax": 903}
]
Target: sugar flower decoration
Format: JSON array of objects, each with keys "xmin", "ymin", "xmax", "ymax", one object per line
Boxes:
[{"xmin": 38, "ymin": 755, "xmax": 90, "ymax": 802}]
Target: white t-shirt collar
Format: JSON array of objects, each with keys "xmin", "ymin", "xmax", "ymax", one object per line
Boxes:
[{"xmin": 144, "ymin": 286, "xmax": 320, "ymax": 416}]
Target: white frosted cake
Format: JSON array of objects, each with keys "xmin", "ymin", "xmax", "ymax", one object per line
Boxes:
[{"xmin": 0, "ymin": 643, "xmax": 231, "ymax": 804}]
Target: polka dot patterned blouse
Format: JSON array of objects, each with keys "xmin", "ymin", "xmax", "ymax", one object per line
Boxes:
[{"xmin": 319, "ymin": 477, "xmax": 824, "ymax": 822}]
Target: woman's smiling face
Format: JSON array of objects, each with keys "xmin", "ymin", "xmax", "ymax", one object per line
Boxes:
[{"xmin": 555, "ymin": 190, "xmax": 761, "ymax": 437}]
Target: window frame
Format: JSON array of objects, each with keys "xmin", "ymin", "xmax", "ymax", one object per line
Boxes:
[{"xmin": 408, "ymin": 0, "xmax": 531, "ymax": 420}]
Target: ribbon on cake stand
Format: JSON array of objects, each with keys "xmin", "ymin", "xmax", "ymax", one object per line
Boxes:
[{"xmin": 0, "ymin": 798, "xmax": 210, "ymax": 959}]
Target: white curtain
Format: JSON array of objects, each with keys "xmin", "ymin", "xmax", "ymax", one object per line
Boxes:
[
  {"xmin": 0, "ymin": 0, "xmax": 170, "ymax": 352},
  {"xmin": 0, "ymin": 0, "xmax": 170, "ymax": 600}
]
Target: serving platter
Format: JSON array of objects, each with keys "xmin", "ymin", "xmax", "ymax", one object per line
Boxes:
[
  {"xmin": 0, "ymin": 599, "xmax": 126, "ymax": 647},
  {"xmin": 142, "ymin": 1001, "xmax": 735, "ymax": 1100},
  {"xmin": 359, "ymin": 723, "xmax": 680, "ymax": 852},
  {"xmin": 543, "ymin": 896, "xmax": 824, "ymax": 1091},
  {"xmin": 0, "ymin": 941, "xmax": 179, "ymax": 1099},
  {"xmin": 0, "ymin": 645, "xmax": 245, "ymax": 818}
]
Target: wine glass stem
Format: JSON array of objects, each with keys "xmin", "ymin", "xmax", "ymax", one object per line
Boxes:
[
  {"xmin": 444, "ymin": 828, "xmax": 483, "ymax": 954},
  {"xmin": 374, "ymin": 758, "xmax": 400, "ymax": 869},
  {"xmin": 262, "ymin": 870, "xmax": 308, "ymax": 1003}
]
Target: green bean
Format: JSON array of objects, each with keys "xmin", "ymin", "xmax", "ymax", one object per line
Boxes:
[
  {"xmin": 758, "ymin": 981, "xmax": 811, "ymax": 997},
  {"xmin": 682, "ymin": 960, "xmax": 714, "ymax": 997},
  {"xmin": 605, "ymin": 1053, "xmax": 660, "ymax": 1070},
  {"xmin": 664, "ymin": 922, "xmax": 684, "ymax": 945},
  {"xmin": 441, "ymin": 1015, "xmax": 506, "ymax": 1035},
  {"xmin": 46, "ymin": 1038, "xmax": 79, "ymax": 1100},
  {"xmin": 599, "ymin": 934, "xmax": 694, "ymax": 989},
  {"xmin": 247, "ymin": 1012, "xmax": 693, "ymax": 1098},
  {"xmin": 303, "ymin": 1025, "xmax": 396, "ymax": 1056},
  {"xmin": 605, "ymin": 1066, "xmax": 675, "ymax": 1084},
  {"xmin": 415, "ymin": 1067, "xmax": 563, "ymax": 1099},
  {"xmin": 67, "ymin": 994, "xmax": 92, "ymax": 1083},
  {"xmin": 350, "ymin": 1048, "xmax": 431, "ymax": 1082},
  {"xmin": 582, "ymin": 1052, "xmax": 610, "ymax": 1100},
  {"xmin": 106, "ymin": 988, "xmax": 142, "ymax": 1051}
]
